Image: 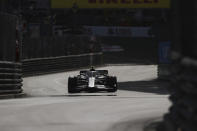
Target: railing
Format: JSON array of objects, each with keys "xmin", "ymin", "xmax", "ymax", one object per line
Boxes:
[{"xmin": 22, "ymin": 52, "xmax": 103, "ymax": 76}]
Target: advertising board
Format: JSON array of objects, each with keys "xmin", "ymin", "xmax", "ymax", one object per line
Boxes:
[
  {"xmin": 51, "ymin": 0, "xmax": 170, "ymax": 9},
  {"xmin": 84, "ymin": 26, "xmax": 152, "ymax": 37}
]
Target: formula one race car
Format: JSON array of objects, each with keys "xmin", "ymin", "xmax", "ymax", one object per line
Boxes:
[{"xmin": 68, "ymin": 67, "xmax": 118, "ymax": 93}]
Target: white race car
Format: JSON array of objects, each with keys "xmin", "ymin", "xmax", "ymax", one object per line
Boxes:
[{"xmin": 68, "ymin": 67, "xmax": 117, "ymax": 93}]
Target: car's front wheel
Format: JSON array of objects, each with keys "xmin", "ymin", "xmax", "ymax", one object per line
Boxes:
[{"xmin": 107, "ymin": 76, "xmax": 118, "ymax": 92}]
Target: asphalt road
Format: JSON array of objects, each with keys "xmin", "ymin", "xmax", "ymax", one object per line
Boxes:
[{"xmin": 0, "ymin": 65, "xmax": 171, "ymax": 131}]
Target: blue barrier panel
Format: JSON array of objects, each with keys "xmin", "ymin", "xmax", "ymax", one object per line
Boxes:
[{"xmin": 159, "ymin": 41, "xmax": 171, "ymax": 64}]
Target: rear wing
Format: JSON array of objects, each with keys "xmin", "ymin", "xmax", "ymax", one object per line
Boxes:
[{"xmin": 80, "ymin": 70, "xmax": 108, "ymax": 75}]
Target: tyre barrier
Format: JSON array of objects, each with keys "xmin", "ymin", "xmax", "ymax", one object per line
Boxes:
[
  {"xmin": 158, "ymin": 55, "xmax": 197, "ymax": 131},
  {"xmin": 0, "ymin": 61, "xmax": 23, "ymax": 95},
  {"xmin": 22, "ymin": 53, "xmax": 103, "ymax": 76}
]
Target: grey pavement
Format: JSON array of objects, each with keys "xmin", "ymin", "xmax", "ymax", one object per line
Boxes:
[{"xmin": 0, "ymin": 65, "xmax": 171, "ymax": 131}]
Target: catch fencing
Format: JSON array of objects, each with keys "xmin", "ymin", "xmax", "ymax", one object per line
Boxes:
[
  {"xmin": 22, "ymin": 34, "xmax": 103, "ymax": 76},
  {"xmin": 22, "ymin": 35, "xmax": 101, "ymax": 59},
  {"xmin": 0, "ymin": 12, "xmax": 17, "ymax": 61}
]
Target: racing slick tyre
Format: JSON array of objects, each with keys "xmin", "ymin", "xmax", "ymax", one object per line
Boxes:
[
  {"xmin": 107, "ymin": 76, "xmax": 118, "ymax": 92},
  {"xmin": 68, "ymin": 77, "xmax": 78, "ymax": 93}
]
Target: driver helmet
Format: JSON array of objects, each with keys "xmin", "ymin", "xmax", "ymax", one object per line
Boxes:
[{"xmin": 90, "ymin": 66, "xmax": 95, "ymax": 71}]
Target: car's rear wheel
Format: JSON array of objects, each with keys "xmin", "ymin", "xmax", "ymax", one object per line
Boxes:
[{"xmin": 68, "ymin": 77, "xmax": 78, "ymax": 93}]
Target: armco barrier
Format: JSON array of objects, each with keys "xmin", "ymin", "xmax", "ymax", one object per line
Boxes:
[
  {"xmin": 0, "ymin": 61, "xmax": 23, "ymax": 95},
  {"xmin": 22, "ymin": 53, "xmax": 103, "ymax": 76}
]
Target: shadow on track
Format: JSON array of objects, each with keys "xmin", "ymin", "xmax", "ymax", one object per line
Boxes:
[
  {"xmin": 55, "ymin": 93, "xmax": 117, "ymax": 97},
  {"xmin": 118, "ymin": 79, "xmax": 169, "ymax": 95},
  {"xmin": 24, "ymin": 93, "xmax": 117, "ymax": 98}
]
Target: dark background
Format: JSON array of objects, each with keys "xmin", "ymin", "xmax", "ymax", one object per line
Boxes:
[{"xmin": 0, "ymin": 0, "xmax": 170, "ymax": 64}]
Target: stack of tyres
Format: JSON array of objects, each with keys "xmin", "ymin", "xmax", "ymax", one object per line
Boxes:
[{"xmin": 0, "ymin": 61, "xmax": 23, "ymax": 95}]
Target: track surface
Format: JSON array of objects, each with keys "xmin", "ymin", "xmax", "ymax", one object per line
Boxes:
[{"xmin": 0, "ymin": 65, "xmax": 171, "ymax": 131}]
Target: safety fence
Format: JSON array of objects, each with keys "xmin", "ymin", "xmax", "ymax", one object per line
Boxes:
[
  {"xmin": 0, "ymin": 61, "xmax": 23, "ymax": 95},
  {"xmin": 0, "ymin": 12, "xmax": 18, "ymax": 62},
  {"xmin": 22, "ymin": 35, "xmax": 101, "ymax": 60},
  {"xmin": 22, "ymin": 52, "xmax": 103, "ymax": 76}
]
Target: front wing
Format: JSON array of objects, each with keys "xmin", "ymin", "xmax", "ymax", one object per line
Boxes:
[{"xmin": 75, "ymin": 84, "xmax": 115, "ymax": 92}]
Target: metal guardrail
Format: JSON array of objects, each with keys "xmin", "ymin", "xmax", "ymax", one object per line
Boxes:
[
  {"xmin": 0, "ymin": 61, "xmax": 23, "ymax": 95},
  {"xmin": 22, "ymin": 53, "xmax": 103, "ymax": 76},
  {"xmin": 0, "ymin": 53, "xmax": 102, "ymax": 96}
]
